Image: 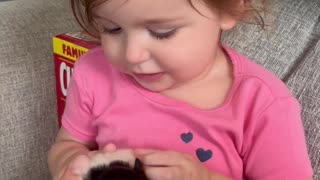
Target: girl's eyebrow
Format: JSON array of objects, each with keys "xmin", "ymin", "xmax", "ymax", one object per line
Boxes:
[
  {"xmin": 138, "ymin": 17, "xmax": 183, "ymax": 25},
  {"xmin": 93, "ymin": 13, "xmax": 183, "ymax": 25}
]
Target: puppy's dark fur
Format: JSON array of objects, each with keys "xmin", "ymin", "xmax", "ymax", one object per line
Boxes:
[{"xmin": 84, "ymin": 159, "xmax": 149, "ymax": 180}]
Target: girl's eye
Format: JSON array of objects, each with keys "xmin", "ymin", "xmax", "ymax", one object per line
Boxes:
[
  {"xmin": 149, "ymin": 29, "xmax": 177, "ymax": 40},
  {"xmin": 102, "ymin": 27, "xmax": 122, "ymax": 34},
  {"xmin": 101, "ymin": 26, "xmax": 177, "ymax": 39}
]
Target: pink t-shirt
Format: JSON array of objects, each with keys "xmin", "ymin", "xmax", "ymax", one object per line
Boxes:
[{"xmin": 62, "ymin": 46, "xmax": 313, "ymax": 179}]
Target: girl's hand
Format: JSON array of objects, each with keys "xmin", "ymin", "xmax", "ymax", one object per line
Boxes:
[
  {"xmin": 54, "ymin": 143, "xmax": 117, "ymax": 180},
  {"xmin": 54, "ymin": 162, "xmax": 79, "ymax": 180},
  {"xmin": 135, "ymin": 149, "xmax": 230, "ymax": 180}
]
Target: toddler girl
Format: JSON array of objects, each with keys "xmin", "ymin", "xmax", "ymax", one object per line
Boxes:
[{"xmin": 48, "ymin": 0, "xmax": 313, "ymax": 179}]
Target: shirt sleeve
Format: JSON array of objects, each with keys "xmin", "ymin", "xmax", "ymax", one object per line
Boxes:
[
  {"xmin": 61, "ymin": 63, "xmax": 97, "ymax": 144},
  {"xmin": 242, "ymin": 97, "xmax": 313, "ymax": 180}
]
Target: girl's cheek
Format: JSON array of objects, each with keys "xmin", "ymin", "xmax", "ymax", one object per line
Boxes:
[{"xmin": 108, "ymin": 58, "xmax": 127, "ymax": 72}]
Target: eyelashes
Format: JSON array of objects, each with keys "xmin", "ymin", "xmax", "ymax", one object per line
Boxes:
[
  {"xmin": 101, "ymin": 27, "xmax": 177, "ymax": 40},
  {"xmin": 103, "ymin": 27, "xmax": 122, "ymax": 35},
  {"xmin": 149, "ymin": 29, "xmax": 177, "ymax": 39}
]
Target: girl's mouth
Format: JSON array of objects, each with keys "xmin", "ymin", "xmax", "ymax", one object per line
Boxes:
[{"xmin": 132, "ymin": 72, "xmax": 164, "ymax": 82}]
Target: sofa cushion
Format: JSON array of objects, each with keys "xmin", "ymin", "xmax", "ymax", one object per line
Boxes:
[
  {"xmin": 0, "ymin": 0, "xmax": 79, "ymax": 179},
  {"xmin": 286, "ymin": 40, "xmax": 320, "ymax": 180}
]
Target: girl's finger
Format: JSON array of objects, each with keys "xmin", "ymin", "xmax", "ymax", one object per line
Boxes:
[
  {"xmin": 70, "ymin": 155, "xmax": 90, "ymax": 177},
  {"xmin": 60, "ymin": 170, "xmax": 80, "ymax": 180},
  {"xmin": 88, "ymin": 150, "xmax": 99, "ymax": 157},
  {"xmin": 134, "ymin": 149, "xmax": 160, "ymax": 155},
  {"xmin": 102, "ymin": 143, "xmax": 117, "ymax": 152},
  {"xmin": 134, "ymin": 149, "xmax": 162, "ymax": 162},
  {"xmin": 59, "ymin": 159, "xmax": 86, "ymax": 180},
  {"xmin": 137, "ymin": 150, "xmax": 183, "ymax": 166},
  {"xmin": 144, "ymin": 166, "xmax": 180, "ymax": 180}
]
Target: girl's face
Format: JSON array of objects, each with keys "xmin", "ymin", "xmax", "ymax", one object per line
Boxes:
[{"xmin": 93, "ymin": 0, "xmax": 236, "ymax": 92}]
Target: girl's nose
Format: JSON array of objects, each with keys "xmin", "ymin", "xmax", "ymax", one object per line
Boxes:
[{"xmin": 124, "ymin": 37, "xmax": 150, "ymax": 64}]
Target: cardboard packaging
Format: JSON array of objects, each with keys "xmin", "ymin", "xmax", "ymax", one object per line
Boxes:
[{"xmin": 52, "ymin": 32, "xmax": 99, "ymax": 126}]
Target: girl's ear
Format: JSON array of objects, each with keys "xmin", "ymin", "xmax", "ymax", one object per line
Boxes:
[
  {"xmin": 220, "ymin": 0, "xmax": 245, "ymax": 30},
  {"xmin": 220, "ymin": 13, "xmax": 238, "ymax": 31}
]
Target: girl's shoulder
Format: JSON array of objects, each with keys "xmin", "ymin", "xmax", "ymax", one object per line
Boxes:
[
  {"xmin": 225, "ymin": 47, "xmax": 293, "ymax": 99},
  {"xmin": 71, "ymin": 46, "xmax": 125, "ymax": 98},
  {"xmin": 73, "ymin": 46, "xmax": 113, "ymax": 74}
]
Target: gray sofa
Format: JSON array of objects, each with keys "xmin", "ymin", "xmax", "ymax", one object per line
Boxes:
[{"xmin": 0, "ymin": 0, "xmax": 319, "ymax": 179}]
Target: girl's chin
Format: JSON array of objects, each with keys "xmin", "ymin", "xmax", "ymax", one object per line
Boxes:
[
  {"xmin": 136, "ymin": 81, "xmax": 168, "ymax": 92},
  {"xmin": 132, "ymin": 72, "xmax": 165, "ymax": 83},
  {"xmin": 133, "ymin": 78, "xmax": 173, "ymax": 92}
]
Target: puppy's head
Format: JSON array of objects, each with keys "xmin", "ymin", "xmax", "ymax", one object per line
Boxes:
[
  {"xmin": 85, "ymin": 158, "xmax": 148, "ymax": 180},
  {"xmin": 74, "ymin": 150, "xmax": 148, "ymax": 180}
]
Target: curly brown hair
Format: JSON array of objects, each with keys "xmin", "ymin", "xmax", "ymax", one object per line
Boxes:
[{"xmin": 71, "ymin": 0, "xmax": 266, "ymax": 37}]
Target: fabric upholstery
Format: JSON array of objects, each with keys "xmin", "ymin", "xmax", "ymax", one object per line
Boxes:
[{"xmin": 0, "ymin": 0, "xmax": 79, "ymax": 179}]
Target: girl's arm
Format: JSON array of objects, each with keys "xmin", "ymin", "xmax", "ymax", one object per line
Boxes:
[{"xmin": 48, "ymin": 127, "xmax": 95, "ymax": 179}]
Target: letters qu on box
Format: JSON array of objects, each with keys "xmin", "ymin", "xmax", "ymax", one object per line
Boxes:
[{"xmin": 52, "ymin": 32, "xmax": 100, "ymax": 126}]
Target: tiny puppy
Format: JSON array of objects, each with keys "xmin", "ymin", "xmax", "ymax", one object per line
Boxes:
[
  {"xmin": 74, "ymin": 149, "xmax": 149, "ymax": 180},
  {"xmin": 84, "ymin": 158, "xmax": 148, "ymax": 180}
]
